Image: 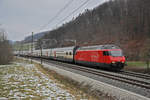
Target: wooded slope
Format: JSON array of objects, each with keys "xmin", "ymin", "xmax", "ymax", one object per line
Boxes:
[{"xmin": 42, "ymin": 0, "xmax": 150, "ymax": 60}]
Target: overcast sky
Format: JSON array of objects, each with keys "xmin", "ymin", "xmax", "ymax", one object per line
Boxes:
[{"xmin": 0, "ymin": 0, "xmax": 107, "ymax": 41}]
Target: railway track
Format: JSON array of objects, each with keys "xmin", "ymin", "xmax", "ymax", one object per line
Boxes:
[
  {"xmin": 24, "ymin": 57, "xmax": 150, "ymax": 90},
  {"xmin": 120, "ymin": 71, "xmax": 150, "ymax": 80},
  {"xmin": 35, "ymin": 58, "xmax": 150, "ymax": 90}
]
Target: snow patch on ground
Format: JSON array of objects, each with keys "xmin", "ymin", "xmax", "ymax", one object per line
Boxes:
[{"xmin": 0, "ymin": 62, "xmax": 76, "ymax": 99}]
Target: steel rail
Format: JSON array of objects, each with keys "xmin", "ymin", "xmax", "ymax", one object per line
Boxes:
[
  {"xmin": 25, "ymin": 57, "xmax": 150, "ymax": 89},
  {"xmin": 120, "ymin": 71, "xmax": 150, "ymax": 80},
  {"xmin": 41, "ymin": 59, "xmax": 150, "ymax": 89}
]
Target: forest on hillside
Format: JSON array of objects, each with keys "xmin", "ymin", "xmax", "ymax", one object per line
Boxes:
[
  {"xmin": 39, "ymin": 0, "xmax": 150, "ymax": 61},
  {"xmin": 0, "ymin": 29, "xmax": 13, "ymax": 64}
]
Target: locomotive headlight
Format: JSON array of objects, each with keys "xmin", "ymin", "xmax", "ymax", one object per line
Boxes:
[
  {"xmin": 112, "ymin": 61, "xmax": 115, "ymax": 64},
  {"xmin": 121, "ymin": 61, "xmax": 124, "ymax": 63}
]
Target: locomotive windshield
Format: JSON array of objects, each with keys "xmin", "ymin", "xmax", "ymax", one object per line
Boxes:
[{"xmin": 109, "ymin": 50, "xmax": 123, "ymax": 57}]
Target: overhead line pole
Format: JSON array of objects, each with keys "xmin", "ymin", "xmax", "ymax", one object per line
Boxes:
[
  {"xmin": 32, "ymin": 32, "xmax": 34, "ymax": 53},
  {"xmin": 31, "ymin": 32, "xmax": 34, "ymax": 63},
  {"xmin": 40, "ymin": 39, "xmax": 43, "ymax": 64},
  {"xmin": 27, "ymin": 0, "xmax": 90, "ymax": 57}
]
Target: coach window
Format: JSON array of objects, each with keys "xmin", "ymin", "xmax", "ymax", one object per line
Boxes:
[
  {"xmin": 66, "ymin": 52, "xmax": 68, "ymax": 55},
  {"xmin": 69, "ymin": 52, "xmax": 72, "ymax": 55}
]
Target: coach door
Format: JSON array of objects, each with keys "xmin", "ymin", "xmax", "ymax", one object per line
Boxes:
[{"xmin": 103, "ymin": 51, "xmax": 109, "ymax": 63}]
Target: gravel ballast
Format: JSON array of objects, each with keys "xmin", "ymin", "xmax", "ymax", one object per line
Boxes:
[{"xmin": 30, "ymin": 58, "xmax": 150, "ymax": 100}]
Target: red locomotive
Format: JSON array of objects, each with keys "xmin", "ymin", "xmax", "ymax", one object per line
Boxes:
[{"xmin": 74, "ymin": 45, "xmax": 125, "ymax": 70}]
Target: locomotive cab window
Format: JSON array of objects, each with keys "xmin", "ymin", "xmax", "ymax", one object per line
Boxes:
[
  {"xmin": 103, "ymin": 51, "xmax": 109, "ymax": 56},
  {"xmin": 109, "ymin": 50, "xmax": 123, "ymax": 57}
]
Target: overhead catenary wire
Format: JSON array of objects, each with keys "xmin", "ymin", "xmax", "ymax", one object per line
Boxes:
[
  {"xmin": 55, "ymin": 0, "xmax": 91, "ymax": 27},
  {"xmin": 39, "ymin": 0, "xmax": 74, "ymax": 31}
]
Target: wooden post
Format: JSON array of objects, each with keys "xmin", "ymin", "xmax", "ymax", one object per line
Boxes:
[
  {"xmin": 31, "ymin": 32, "xmax": 34, "ymax": 64},
  {"xmin": 40, "ymin": 40, "xmax": 43, "ymax": 65}
]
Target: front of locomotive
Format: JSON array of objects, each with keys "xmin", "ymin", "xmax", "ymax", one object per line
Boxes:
[{"xmin": 109, "ymin": 49, "xmax": 126, "ymax": 70}]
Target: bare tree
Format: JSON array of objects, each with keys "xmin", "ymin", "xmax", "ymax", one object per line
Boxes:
[{"xmin": 0, "ymin": 28, "xmax": 13, "ymax": 65}]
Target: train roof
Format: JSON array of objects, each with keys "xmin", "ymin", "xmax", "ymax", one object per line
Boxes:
[
  {"xmin": 78, "ymin": 45, "xmax": 120, "ymax": 50},
  {"xmin": 52, "ymin": 46, "xmax": 75, "ymax": 50}
]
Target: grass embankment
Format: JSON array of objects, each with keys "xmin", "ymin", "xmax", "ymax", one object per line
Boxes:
[
  {"xmin": 17, "ymin": 57, "xmax": 115, "ymax": 100},
  {"xmin": 1, "ymin": 58, "xmax": 81, "ymax": 99},
  {"xmin": 35, "ymin": 63, "xmax": 115, "ymax": 100},
  {"xmin": 127, "ymin": 61, "xmax": 149, "ymax": 67},
  {"xmin": 125, "ymin": 61, "xmax": 150, "ymax": 74}
]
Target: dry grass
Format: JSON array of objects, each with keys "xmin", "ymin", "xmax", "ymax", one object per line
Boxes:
[
  {"xmin": 34, "ymin": 62, "xmax": 116, "ymax": 100},
  {"xmin": 125, "ymin": 61, "xmax": 150, "ymax": 74},
  {"xmin": 16, "ymin": 57, "xmax": 116, "ymax": 100}
]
